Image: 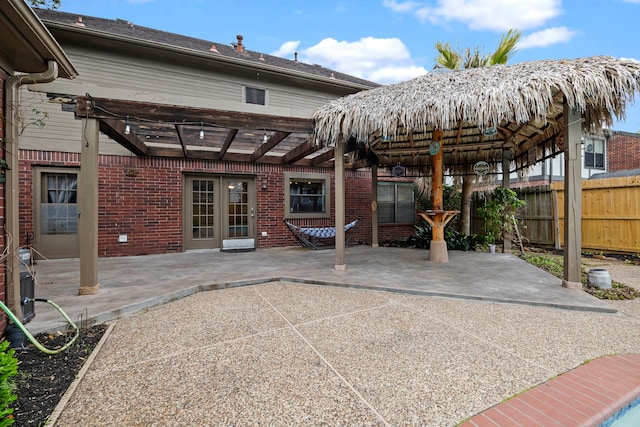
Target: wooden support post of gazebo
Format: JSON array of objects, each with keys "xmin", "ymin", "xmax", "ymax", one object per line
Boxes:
[{"xmin": 420, "ymin": 129, "xmax": 458, "ymax": 262}]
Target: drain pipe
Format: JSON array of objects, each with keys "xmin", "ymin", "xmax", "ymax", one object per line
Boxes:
[{"xmin": 5, "ymin": 60, "xmax": 59, "ymax": 319}]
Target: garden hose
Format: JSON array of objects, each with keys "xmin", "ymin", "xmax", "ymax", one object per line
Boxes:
[{"xmin": 0, "ymin": 298, "xmax": 79, "ymax": 355}]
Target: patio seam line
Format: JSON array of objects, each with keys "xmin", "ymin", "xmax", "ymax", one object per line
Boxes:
[
  {"xmin": 253, "ymin": 286, "xmax": 392, "ymax": 426},
  {"xmin": 33, "ymin": 276, "xmax": 618, "ymax": 335}
]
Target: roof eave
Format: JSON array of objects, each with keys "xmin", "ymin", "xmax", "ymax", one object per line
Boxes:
[
  {"xmin": 1, "ymin": 1, "xmax": 77, "ymax": 78},
  {"xmin": 41, "ymin": 20, "xmax": 374, "ymax": 91}
]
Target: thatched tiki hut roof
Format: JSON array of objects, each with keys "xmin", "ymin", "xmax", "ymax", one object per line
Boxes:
[
  {"xmin": 317, "ymin": 56, "xmax": 640, "ymax": 281},
  {"xmin": 313, "ymin": 56, "xmax": 640, "ymax": 175}
]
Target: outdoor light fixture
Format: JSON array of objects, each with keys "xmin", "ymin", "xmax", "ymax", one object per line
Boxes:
[
  {"xmin": 124, "ymin": 115, "xmax": 130, "ymax": 135},
  {"xmin": 199, "ymin": 122, "xmax": 204, "ymax": 140},
  {"xmin": 263, "ymin": 132, "xmax": 268, "ymax": 143}
]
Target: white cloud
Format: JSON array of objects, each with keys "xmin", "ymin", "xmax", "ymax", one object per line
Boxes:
[
  {"xmin": 367, "ymin": 65, "xmax": 427, "ymax": 84},
  {"xmin": 271, "ymin": 40, "xmax": 301, "ymax": 58},
  {"xmin": 382, "ymin": 0, "xmax": 422, "ymax": 12},
  {"xmin": 518, "ymin": 27, "xmax": 578, "ymax": 48},
  {"xmin": 272, "ymin": 37, "xmax": 425, "ymax": 84},
  {"xmin": 388, "ymin": 0, "xmax": 562, "ymax": 31}
]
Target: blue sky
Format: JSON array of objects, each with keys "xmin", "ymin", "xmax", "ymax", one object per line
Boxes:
[{"xmin": 54, "ymin": 0, "xmax": 640, "ymax": 132}]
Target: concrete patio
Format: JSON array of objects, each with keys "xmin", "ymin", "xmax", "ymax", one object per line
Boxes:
[{"xmin": 25, "ymin": 245, "xmax": 614, "ymax": 334}]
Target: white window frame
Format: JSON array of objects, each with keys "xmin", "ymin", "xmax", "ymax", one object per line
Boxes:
[{"xmin": 584, "ymin": 136, "xmax": 606, "ymax": 169}]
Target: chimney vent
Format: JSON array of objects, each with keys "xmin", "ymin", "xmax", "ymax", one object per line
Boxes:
[
  {"xmin": 294, "ymin": 52, "xmax": 298, "ymax": 62},
  {"xmin": 236, "ymin": 35, "xmax": 244, "ymax": 53},
  {"xmin": 74, "ymin": 16, "xmax": 86, "ymax": 27},
  {"xmin": 209, "ymin": 44, "xmax": 219, "ymax": 53}
]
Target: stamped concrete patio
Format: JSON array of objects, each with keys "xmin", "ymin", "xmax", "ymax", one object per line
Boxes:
[{"xmin": 27, "ymin": 245, "xmax": 613, "ymax": 334}]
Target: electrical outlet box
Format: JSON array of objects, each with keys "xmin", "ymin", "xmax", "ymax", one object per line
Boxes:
[
  {"xmin": 118, "ymin": 234, "xmax": 128, "ymax": 243},
  {"xmin": 261, "ymin": 231, "xmax": 268, "ymax": 237}
]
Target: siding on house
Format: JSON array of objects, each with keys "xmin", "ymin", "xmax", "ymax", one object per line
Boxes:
[{"xmin": 19, "ymin": 45, "xmax": 345, "ymax": 155}]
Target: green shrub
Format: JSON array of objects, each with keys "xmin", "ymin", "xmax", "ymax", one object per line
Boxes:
[
  {"xmin": 477, "ymin": 187, "xmax": 525, "ymax": 244},
  {"xmin": 0, "ymin": 340, "xmax": 17, "ymax": 426},
  {"xmin": 407, "ymin": 221, "xmax": 483, "ymax": 251}
]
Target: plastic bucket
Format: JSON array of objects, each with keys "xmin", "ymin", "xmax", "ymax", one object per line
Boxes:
[{"xmin": 588, "ymin": 268, "xmax": 611, "ymax": 289}]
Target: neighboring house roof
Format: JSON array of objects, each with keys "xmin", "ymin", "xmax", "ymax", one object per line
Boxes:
[
  {"xmin": 589, "ymin": 168, "xmax": 640, "ymax": 179},
  {"xmin": 0, "ymin": 0, "xmax": 77, "ymax": 78},
  {"xmin": 33, "ymin": 8, "xmax": 378, "ymax": 90}
]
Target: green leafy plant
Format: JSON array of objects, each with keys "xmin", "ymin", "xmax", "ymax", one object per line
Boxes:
[
  {"xmin": 477, "ymin": 187, "xmax": 525, "ymax": 245},
  {"xmin": 28, "ymin": 0, "xmax": 61, "ymax": 8},
  {"xmin": 406, "ymin": 221, "xmax": 483, "ymax": 251},
  {"xmin": 406, "ymin": 223, "xmax": 432, "ymax": 249},
  {"xmin": 0, "ymin": 340, "xmax": 18, "ymax": 426}
]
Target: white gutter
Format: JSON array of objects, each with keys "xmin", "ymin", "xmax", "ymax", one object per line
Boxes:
[{"xmin": 5, "ymin": 60, "xmax": 59, "ymax": 318}]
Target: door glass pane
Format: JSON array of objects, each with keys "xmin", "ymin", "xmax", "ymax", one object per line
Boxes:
[
  {"xmin": 40, "ymin": 173, "xmax": 78, "ymax": 235},
  {"xmin": 228, "ymin": 180, "xmax": 249, "ymax": 237},
  {"xmin": 192, "ymin": 179, "xmax": 215, "ymax": 240}
]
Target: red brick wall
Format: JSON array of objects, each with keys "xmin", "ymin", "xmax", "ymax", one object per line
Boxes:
[
  {"xmin": 19, "ymin": 150, "xmax": 414, "ymax": 257},
  {"xmin": 0, "ymin": 70, "xmax": 6, "ymax": 333},
  {"xmin": 607, "ymin": 133, "xmax": 640, "ymax": 172}
]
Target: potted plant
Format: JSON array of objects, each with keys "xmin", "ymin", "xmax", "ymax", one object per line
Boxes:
[{"xmin": 477, "ymin": 187, "xmax": 525, "ymax": 253}]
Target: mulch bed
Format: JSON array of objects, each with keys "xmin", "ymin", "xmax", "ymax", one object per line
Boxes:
[{"xmin": 11, "ymin": 324, "xmax": 107, "ymax": 426}]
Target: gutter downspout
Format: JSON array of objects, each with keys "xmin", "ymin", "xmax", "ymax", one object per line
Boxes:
[{"xmin": 5, "ymin": 60, "xmax": 59, "ymax": 318}]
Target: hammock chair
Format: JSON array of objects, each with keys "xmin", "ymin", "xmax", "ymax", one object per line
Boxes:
[{"xmin": 284, "ymin": 219, "xmax": 359, "ymax": 250}]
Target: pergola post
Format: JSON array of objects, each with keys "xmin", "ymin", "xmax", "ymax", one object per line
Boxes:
[
  {"xmin": 371, "ymin": 164, "xmax": 379, "ymax": 248},
  {"xmin": 334, "ymin": 139, "xmax": 346, "ymax": 270},
  {"xmin": 562, "ymin": 103, "xmax": 582, "ymax": 289},
  {"xmin": 78, "ymin": 117, "xmax": 100, "ymax": 295}
]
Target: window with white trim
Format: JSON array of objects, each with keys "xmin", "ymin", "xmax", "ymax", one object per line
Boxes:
[
  {"xmin": 377, "ymin": 182, "xmax": 415, "ymax": 224},
  {"xmin": 584, "ymin": 136, "xmax": 605, "ymax": 169}
]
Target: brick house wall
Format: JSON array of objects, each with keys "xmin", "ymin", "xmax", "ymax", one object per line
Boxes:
[
  {"xmin": 19, "ymin": 150, "xmax": 417, "ymax": 257},
  {"xmin": 607, "ymin": 133, "xmax": 640, "ymax": 172}
]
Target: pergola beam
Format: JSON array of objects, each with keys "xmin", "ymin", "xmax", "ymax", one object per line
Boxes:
[
  {"xmin": 76, "ymin": 96, "xmax": 314, "ymax": 133},
  {"xmin": 100, "ymin": 118, "xmax": 148, "ymax": 156},
  {"xmin": 251, "ymin": 131, "xmax": 289, "ymax": 162}
]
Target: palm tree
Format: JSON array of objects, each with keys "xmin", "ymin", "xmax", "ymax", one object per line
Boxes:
[{"xmin": 434, "ymin": 29, "xmax": 521, "ymax": 236}]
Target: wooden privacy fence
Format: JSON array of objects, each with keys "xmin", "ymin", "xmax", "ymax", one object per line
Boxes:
[
  {"xmin": 551, "ymin": 176, "xmax": 640, "ymax": 253},
  {"xmin": 471, "ymin": 176, "xmax": 640, "ymax": 253}
]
